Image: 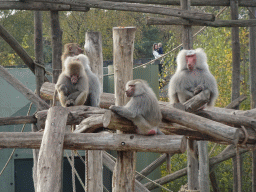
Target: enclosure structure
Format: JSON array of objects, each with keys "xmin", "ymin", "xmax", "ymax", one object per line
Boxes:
[{"xmin": 0, "ymin": 1, "xmax": 256, "ymax": 192}]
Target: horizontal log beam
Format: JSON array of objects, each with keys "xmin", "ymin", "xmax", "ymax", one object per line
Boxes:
[
  {"xmin": 0, "ymin": 2, "xmax": 90, "ymax": 11},
  {"xmin": 36, "ymin": 105, "xmax": 106, "ymax": 129},
  {"xmin": 161, "ymin": 107, "xmax": 239, "ymax": 145},
  {"xmin": 147, "ymin": 18, "xmax": 256, "ymax": 27},
  {"xmin": 25, "ymin": 0, "xmax": 215, "ymax": 21},
  {"xmin": 40, "ymin": 82, "xmax": 115, "ymax": 109},
  {"xmin": 196, "ymin": 110, "xmax": 256, "ymax": 130},
  {"xmin": 100, "ymin": 0, "xmax": 256, "ymax": 7},
  {"xmin": 0, "ymin": 132, "xmax": 186, "ymax": 153},
  {"xmin": 0, "ymin": 116, "xmax": 36, "ymax": 126}
]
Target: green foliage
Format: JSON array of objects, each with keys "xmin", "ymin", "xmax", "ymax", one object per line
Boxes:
[{"xmin": 0, "ymin": 10, "xmax": 34, "ymax": 66}]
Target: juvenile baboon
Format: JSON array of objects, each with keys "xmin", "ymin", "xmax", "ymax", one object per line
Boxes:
[{"xmin": 56, "ymin": 56, "xmax": 89, "ymax": 107}]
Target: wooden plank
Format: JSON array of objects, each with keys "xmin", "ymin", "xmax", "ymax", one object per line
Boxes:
[
  {"xmin": 0, "ymin": 132, "xmax": 186, "ymax": 153},
  {"xmin": 0, "ymin": 65, "xmax": 50, "ymax": 110},
  {"xmin": 36, "ymin": 106, "xmax": 68, "ymax": 192},
  {"xmin": 25, "ymin": 0, "xmax": 215, "ymax": 21},
  {"xmin": 147, "ymin": 17, "xmax": 256, "ymax": 27}
]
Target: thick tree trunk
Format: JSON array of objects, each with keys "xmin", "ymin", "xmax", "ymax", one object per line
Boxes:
[
  {"xmin": 112, "ymin": 26, "xmax": 136, "ymax": 192},
  {"xmin": 36, "ymin": 106, "xmax": 68, "ymax": 192},
  {"xmin": 84, "ymin": 31, "xmax": 104, "ymax": 192}
]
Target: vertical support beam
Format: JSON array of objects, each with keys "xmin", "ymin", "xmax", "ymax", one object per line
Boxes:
[
  {"xmin": 84, "ymin": 32, "xmax": 104, "ymax": 192},
  {"xmin": 198, "ymin": 141, "xmax": 209, "ymax": 192},
  {"xmin": 209, "ymin": 170, "xmax": 220, "ymax": 192},
  {"xmin": 181, "ymin": 0, "xmax": 192, "ymax": 50},
  {"xmin": 180, "ymin": 0, "xmax": 199, "ymax": 190},
  {"xmin": 230, "ymin": 1, "xmax": 241, "ymax": 191},
  {"xmin": 37, "ymin": 106, "xmax": 68, "ymax": 192},
  {"xmin": 249, "ymin": 4, "xmax": 256, "ymax": 192},
  {"xmin": 112, "ymin": 26, "xmax": 136, "ymax": 192},
  {"xmin": 33, "ymin": 11, "xmax": 44, "ymax": 192},
  {"xmin": 230, "ymin": 0, "xmax": 241, "ymax": 105},
  {"xmin": 84, "ymin": 32, "xmax": 104, "ymax": 89},
  {"xmin": 50, "ymin": 11, "xmax": 62, "ymax": 84}
]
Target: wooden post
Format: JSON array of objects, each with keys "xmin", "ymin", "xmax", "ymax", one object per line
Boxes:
[
  {"xmin": 50, "ymin": 11, "xmax": 62, "ymax": 83},
  {"xmin": 180, "ymin": 0, "xmax": 199, "ymax": 190},
  {"xmin": 249, "ymin": 4, "xmax": 256, "ymax": 192},
  {"xmin": 198, "ymin": 141, "xmax": 209, "ymax": 192},
  {"xmin": 230, "ymin": 1, "xmax": 241, "ymax": 191},
  {"xmin": 36, "ymin": 106, "xmax": 68, "ymax": 192},
  {"xmin": 112, "ymin": 26, "xmax": 136, "ymax": 192},
  {"xmin": 84, "ymin": 32, "xmax": 104, "ymax": 88},
  {"xmin": 84, "ymin": 32, "xmax": 104, "ymax": 192},
  {"xmin": 32, "ymin": 11, "xmax": 44, "ymax": 192}
]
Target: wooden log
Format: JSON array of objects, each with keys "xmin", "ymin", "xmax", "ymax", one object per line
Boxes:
[
  {"xmin": 0, "ymin": 23, "xmax": 49, "ymax": 82},
  {"xmin": 0, "ymin": 132, "xmax": 186, "ymax": 153},
  {"xmin": 40, "ymin": 83, "xmax": 256, "ymax": 118},
  {"xmin": 183, "ymin": 89, "xmax": 210, "ymax": 112},
  {"xmin": 94, "ymin": 0, "xmax": 256, "ymax": 7},
  {"xmin": 51, "ymin": 11, "xmax": 62, "ymax": 83},
  {"xmin": 26, "ymin": 0, "xmax": 215, "ymax": 21},
  {"xmin": 226, "ymin": 94, "xmax": 247, "ymax": 109},
  {"xmin": 40, "ymin": 82, "xmax": 115, "ymax": 108},
  {"xmin": 209, "ymin": 170, "xmax": 221, "ymax": 192},
  {"xmin": 0, "ymin": 65, "xmax": 49, "ymax": 110},
  {"xmin": 0, "ymin": 2, "xmax": 90, "ymax": 11},
  {"xmin": 198, "ymin": 141, "xmax": 210, "ymax": 192},
  {"xmin": 112, "ymin": 26, "xmax": 137, "ymax": 192},
  {"xmin": 144, "ymin": 146, "xmax": 248, "ymax": 190},
  {"xmin": 161, "ymin": 107, "xmax": 240, "ymax": 145},
  {"xmin": 36, "ymin": 106, "xmax": 68, "ymax": 192},
  {"xmin": 74, "ymin": 115, "xmax": 104, "ymax": 133},
  {"xmin": 0, "ymin": 116, "xmax": 36, "ymax": 126},
  {"xmin": 196, "ymin": 110, "xmax": 256, "ymax": 129},
  {"xmin": 84, "ymin": 32, "xmax": 104, "ymax": 88},
  {"xmin": 36, "ymin": 105, "xmax": 106, "ymax": 129},
  {"xmin": 102, "ymin": 151, "xmax": 150, "ymax": 192},
  {"xmin": 33, "ymin": 11, "xmax": 44, "ymax": 191},
  {"xmin": 249, "ymin": 5, "xmax": 256, "ymax": 192},
  {"xmin": 84, "ymin": 31, "xmax": 104, "ymax": 192},
  {"xmin": 147, "ymin": 17, "xmax": 256, "ymax": 27}
]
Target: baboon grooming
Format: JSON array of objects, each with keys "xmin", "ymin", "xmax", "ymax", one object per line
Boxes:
[
  {"xmin": 110, "ymin": 79, "xmax": 162, "ymax": 135},
  {"xmin": 61, "ymin": 43, "xmax": 84, "ymax": 67},
  {"xmin": 56, "ymin": 57, "xmax": 89, "ymax": 107},
  {"xmin": 168, "ymin": 48, "xmax": 218, "ymax": 107},
  {"xmin": 74, "ymin": 54, "xmax": 101, "ymax": 107}
]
